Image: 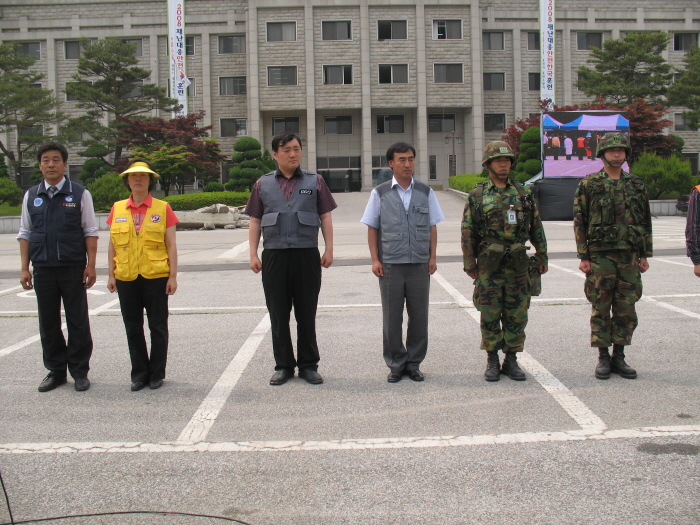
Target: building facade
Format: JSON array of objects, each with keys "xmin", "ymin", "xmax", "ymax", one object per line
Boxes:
[{"xmin": 1, "ymin": 0, "xmax": 698, "ymax": 190}]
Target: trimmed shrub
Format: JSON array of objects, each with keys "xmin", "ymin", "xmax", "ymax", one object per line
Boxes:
[
  {"xmin": 0, "ymin": 177, "xmax": 22, "ymax": 206},
  {"xmin": 448, "ymin": 173, "xmax": 488, "ymax": 193},
  {"xmin": 630, "ymin": 152, "xmax": 696, "ymax": 199},
  {"xmin": 163, "ymin": 191, "xmax": 250, "ymax": 211},
  {"xmin": 203, "ymin": 181, "xmax": 225, "ymax": 192},
  {"xmin": 87, "ymin": 173, "xmax": 131, "ymax": 213}
]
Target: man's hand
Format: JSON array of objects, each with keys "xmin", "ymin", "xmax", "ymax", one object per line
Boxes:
[
  {"xmin": 428, "ymin": 257, "xmax": 437, "ymax": 275},
  {"xmin": 372, "ymin": 260, "xmax": 384, "ymax": 277},
  {"xmin": 250, "ymin": 255, "xmax": 262, "ymax": 274},
  {"xmin": 321, "ymin": 250, "xmax": 333, "ymax": 268},
  {"xmin": 695, "ymin": 264, "xmax": 700, "ymax": 278},
  {"xmin": 83, "ymin": 266, "xmax": 96, "ymax": 289},
  {"xmin": 639, "ymin": 257, "xmax": 649, "ymax": 273},
  {"xmin": 579, "ymin": 260, "xmax": 591, "ymax": 274},
  {"xmin": 20, "ymin": 270, "xmax": 33, "ymax": 290}
]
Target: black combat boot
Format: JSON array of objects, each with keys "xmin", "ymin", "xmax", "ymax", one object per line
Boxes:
[
  {"xmin": 611, "ymin": 344, "xmax": 637, "ymax": 379},
  {"xmin": 595, "ymin": 347, "xmax": 611, "ymax": 380},
  {"xmin": 500, "ymin": 352, "xmax": 526, "ymax": 381},
  {"xmin": 484, "ymin": 351, "xmax": 500, "ymax": 382}
]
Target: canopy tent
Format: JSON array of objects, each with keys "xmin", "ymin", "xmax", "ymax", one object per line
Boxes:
[
  {"xmin": 542, "ymin": 114, "xmax": 564, "ymax": 130},
  {"xmin": 559, "ymin": 114, "xmax": 629, "ymax": 131}
]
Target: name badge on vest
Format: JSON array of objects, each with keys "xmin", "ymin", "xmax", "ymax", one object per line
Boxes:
[
  {"xmin": 33, "ymin": 197, "xmax": 43, "ymax": 207},
  {"xmin": 299, "ymin": 189, "xmax": 312, "ymax": 195},
  {"xmin": 507, "ymin": 208, "xmax": 517, "ymax": 225},
  {"xmin": 115, "ymin": 217, "xmax": 128, "ymax": 223}
]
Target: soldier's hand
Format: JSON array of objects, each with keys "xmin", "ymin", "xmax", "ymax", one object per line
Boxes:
[
  {"xmin": 539, "ymin": 264, "xmax": 548, "ymax": 275},
  {"xmin": 467, "ymin": 270, "xmax": 477, "ymax": 280},
  {"xmin": 20, "ymin": 270, "xmax": 33, "ymax": 290},
  {"xmin": 639, "ymin": 257, "xmax": 649, "ymax": 273},
  {"xmin": 579, "ymin": 260, "xmax": 591, "ymax": 274}
]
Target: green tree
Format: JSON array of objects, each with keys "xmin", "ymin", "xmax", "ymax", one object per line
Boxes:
[
  {"xmin": 80, "ymin": 158, "xmax": 110, "ymax": 185},
  {"xmin": 261, "ymin": 148, "xmax": 277, "ymax": 173},
  {"xmin": 668, "ymin": 45, "xmax": 700, "ymax": 131},
  {"xmin": 512, "ymin": 126, "xmax": 542, "ymax": 183},
  {"xmin": 226, "ymin": 137, "xmax": 266, "ymax": 192},
  {"xmin": 0, "ymin": 177, "xmax": 23, "ymax": 206},
  {"xmin": 64, "ymin": 38, "xmax": 178, "ymax": 165},
  {"xmin": 0, "ymin": 154, "xmax": 9, "ymax": 178},
  {"xmin": 0, "ymin": 43, "xmax": 65, "ymax": 186},
  {"xmin": 631, "ymin": 152, "xmax": 695, "ymax": 199},
  {"xmin": 576, "ymin": 32, "xmax": 673, "ymax": 106},
  {"xmin": 129, "ymin": 144, "xmax": 194, "ymax": 197},
  {"xmin": 86, "ymin": 172, "xmax": 130, "ymax": 212}
]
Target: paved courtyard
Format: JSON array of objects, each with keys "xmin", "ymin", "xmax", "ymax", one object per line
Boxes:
[{"xmin": 0, "ymin": 191, "xmax": 698, "ymax": 524}]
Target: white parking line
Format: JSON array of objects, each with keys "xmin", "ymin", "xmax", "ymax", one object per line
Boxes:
[
  {"xmin": 3, "ymin": 424, "xmax": 698, "ymax": 455},
  {"xmin": 217, "ymin": 240, "xmax": 249, "ymax": 259},
  {"xmin": 433, "ymin": 271, "xmax": 607, "ymax": 433},
  {"xmin": 0, "ymin": 285, "xmax": 23, "ymax": 295},
  {"xmin": 548, "ymin": 262, "xmax": 586, "ymax": 278},
  {"xmin": 177, "ymin": 313, "xmax": 271, "ymax": 443},
  {"xmin": 642, "ymin": 296, "xmax": 700, "ymax": 320},
  {"xmin": 654, "ymin": 258, "xmax": 694, "ymax": 268}
]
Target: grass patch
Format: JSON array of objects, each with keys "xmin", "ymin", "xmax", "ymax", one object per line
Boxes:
[{"xmin": 0, "ymin": 203, "xmax": 21, "ymax": 216}]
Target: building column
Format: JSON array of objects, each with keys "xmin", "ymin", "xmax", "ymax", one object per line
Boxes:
[
  {"xmin": 304, "ymin": 0, "xmax": 316, "ymax": 173},
  {"xmin": 200, "ymin": 33, "xmax": 212, "ymax": 128},
  {"xmin": 360, "ymin": 0, "xmax": 373, "ymax": 190},
  {"xmin": 562, "ymin": 29, "xmax": 572, "ymax": 106},
  {"xmin": 512, "ymin": 28, "xmax": 523, "ymax": 119},
  {"xmin": 415, "ymin": 1, "xmax": 428, "ymax": 184},
  {"xmin": 247, "ymin": 6, "xmax": 261, "ymax": 141},
  {"xmin": 469, "ymin": 1, "xmax": 484, "ymax": 173}
]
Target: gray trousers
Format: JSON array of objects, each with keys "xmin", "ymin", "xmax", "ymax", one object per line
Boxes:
[{"xmin": 379, "ymin": 262, "xmax": 430, "ymax": 373}]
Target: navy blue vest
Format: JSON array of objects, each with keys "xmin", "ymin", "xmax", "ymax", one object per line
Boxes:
[{"xmin": 26, "ymin": 180, "xmax": 87, "ymax": 267}]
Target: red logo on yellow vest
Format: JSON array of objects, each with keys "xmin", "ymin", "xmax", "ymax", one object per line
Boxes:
[{"xmin": 150, "ymin": 214, "xmax": 162, "ymax": 223}]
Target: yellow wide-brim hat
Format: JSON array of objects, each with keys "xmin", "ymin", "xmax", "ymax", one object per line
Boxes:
[{"xmin": 119, "ymin": 161, "xmax": 160, "ymax": 178}]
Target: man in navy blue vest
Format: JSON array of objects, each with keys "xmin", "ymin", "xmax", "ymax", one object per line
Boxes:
[
  {"xmin": 246, "ymin": 133, "xmax": 337, "ymax": 386},
  {"xmin": 361, "ymin": 142, "xmax": 445, "ymax": 382},
  {"xmin": 18, "ymin": 143, "xmax": 99, "ymax": 392}
]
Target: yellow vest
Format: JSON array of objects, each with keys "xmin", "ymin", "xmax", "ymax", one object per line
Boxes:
[{"xmin": 110, "ymin": 198, "xmax": 170, "ymax": 281}]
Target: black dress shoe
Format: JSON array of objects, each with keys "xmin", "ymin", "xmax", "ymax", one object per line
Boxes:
[
  {"xmin": 38, "ymin": 373, "xmax": 67, "ymax": 392},
  {"xmin": 298, "ymin": 369, "xmax": 323, "ymax": 384},
  {"xmin": 387, "ymin": 371, "xmax": 403, "ymax": 383},
  {"xmin": 131, "ymin": 381, "xmax": 147, "ymax": 392},
  {"xmin": 406, "ymin": 369, "xmax": 424, "ymax": 382},
  {"xmin": 270, "ymin": 369, "xmax": 294, "ymax": 386},
  {"xmin": 150, "ymin": 379, "xmax": 163, "ymax": 390},
  {"xmin": 74, "ymin": 377, "xmax": 90, "ymax": 391}
]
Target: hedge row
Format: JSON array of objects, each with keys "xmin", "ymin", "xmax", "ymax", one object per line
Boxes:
[
  {"xmin": 448, "ymin": 173, "xmax": 487, "ymax": 193},
  {"xmin": 162, "ymin": 191, "xmax": 250, "ymax": 211}
]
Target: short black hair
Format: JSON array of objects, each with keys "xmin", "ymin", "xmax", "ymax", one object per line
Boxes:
[
  {"xmin": 386, "ymin": 142, "xmax": 416, "ymax": 163},
  {"xmin": 37, "ymin": 142, "xmax": 68, "ymax": 163},
  {"xmin": 123, "ymin": 159, "xmax": 157, "ymax": 192},
  {"xmin": 272, "ymin": 132, "xmax": 303, "ymax": 152}
]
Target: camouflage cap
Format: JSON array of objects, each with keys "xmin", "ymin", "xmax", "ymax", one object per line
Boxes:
[
  {"xmin": 482, "ymin": 141, "xmax": 515, "ymax": 167},
  {"xmin": 596, "ymin": 133, "xmax": 631, "ymax": 158}
]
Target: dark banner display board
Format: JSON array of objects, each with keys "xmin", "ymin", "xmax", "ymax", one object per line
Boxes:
[{"xmin": 542, "ymin": 111, "xmax": 630, "ymax": 177}]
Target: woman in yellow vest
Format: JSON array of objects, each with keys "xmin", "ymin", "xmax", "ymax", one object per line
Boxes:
[{"xmin": 107, "ymin": 160, "xmax": 179, "ymax": 391}]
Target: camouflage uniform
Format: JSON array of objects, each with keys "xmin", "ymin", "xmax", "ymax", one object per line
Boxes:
[
  {"xmin": 461, "ymin": 177, "xmax": 548, "ymax": 354},
  {"xmin": 573, "ymin": 135, "xmax": 652, "ymax": 349}
]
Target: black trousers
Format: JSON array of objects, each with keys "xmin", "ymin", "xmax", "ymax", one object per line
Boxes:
[
  {"xmin": 261, "ymin": 248, "xmax": 321, "ymax": 371},
  {"xmin": 116, "ymin": 276, "xmax": 169, "ymax": 383},
  {"xmin": 33, "ymin": 265, "xmax": 92, "ymax": 379}
]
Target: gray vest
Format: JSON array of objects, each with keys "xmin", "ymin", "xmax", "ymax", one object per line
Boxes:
[
  {"xmin": 260, "ymin": 170, "xmax": 320, "ymax": 249},
  {"xmin": 377, "ymin": 180, "xmax": 431, "ymax": 264}
]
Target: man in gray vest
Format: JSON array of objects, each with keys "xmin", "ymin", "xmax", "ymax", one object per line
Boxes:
[
  {"xmin": 18, "ymin": 142, "xmax": 99, "ymax": 392},
  {"xmin": 246, "ymin": 133, "xmax": 337, "ymax": 386},
  {"xmin": 361, "ymin": 142, "xmax": 445, "ymax": 382}
]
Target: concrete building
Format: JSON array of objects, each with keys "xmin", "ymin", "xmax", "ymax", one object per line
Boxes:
[{"xmin": 1, "ymin": 0, "xmax": 698, "ymax": 190}]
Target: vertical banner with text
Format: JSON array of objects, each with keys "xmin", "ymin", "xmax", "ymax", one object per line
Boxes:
[
  {"xmin": 168, "ymin": 0, "xmax": 189, "ymax": 118},
  {"xmin": 540, "ymin": 0, "xmax": 555, "ymax": 108}
]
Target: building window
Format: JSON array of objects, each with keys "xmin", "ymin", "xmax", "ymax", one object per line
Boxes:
[
  {"xmin": 29, "ymin": 83, "xmax": 42, "ymax": 89},
  {"xmin": 65, "ymin": 82, "xmax": 80, "ymax": 101},
  {"xmin": 268, "ymin": 66, "xmax": 297, "ymax": 86},
  {"xmin": 122, "ymin": 39, "xmax": 143, "ymax": 57},
  {"xmin": 219, "ymin": 35, "xmax": 245, "ymax": 54},
  {"xmin": 324, "ymin": 116, "xmax": 352, "ymax": 135},
  {"xmin": 433, "ymin": 20, "xmax": 461, "ymax": 40},
  {"xmin": 19, "ymin": 42, "xmax": 41, "ymax": 59},
  {"xmin": 322, "ymin": 21, "xmax": 351, "ymax": 40},
  {"xmin": 484, "ymin": 114, "xmax": 506, "ymax": 133},
  {"xmin": 267, "ymin": 22, "xmax": 296, "ymax": 42},
  {"xmin": 429, "ymin": 155, "xmax": 437, "ymax": 180},
  {"xmin": 68, "ymin": 165, "xmax": 82, "ymax": 181},
  {"xmin": 121, "ymin": 80, "xmax": 144, "ymax": 99},
  {"xmin": 528, "ymin": 32, "xmax": 540, "ymax": 50},
  {"xmin": 64, "ymin": 41, "xmax": 81, "ymax": 60},
  {"xmin": 577, "ymin": 32, "xmax": 602, "ymax": 51},
  {"xmin": 528, "ymin": 72, "xmax": 540, "ymax": 91},
  {"xmin": 377, "ymin": 20, "xmax": 407, "ymax": 40},
  {"xmin": 434, "ymin": 64, "xmax": 463, "ymax": 83},
  {"xmin": 186, "ymin": 77, "xmax": 196, "ymax": 97},
  {"xmin": 221, "ymin": 118, "xmax": 247, "ymax": 138},
  {"xmin": 273, "ymin": 117, "xmax": 300, "ymax": 134},
  {"xmin": 378, "ymin": 64, "xmax": 408, "ymax": 84},
  {"xmin": 484, "ymin": 73, "xmax": 505, "ymax": 91},
  {"xmin": 323, "ymin": 65, "xmax": 352, "ymax": 85},
  {"xmin": 220, "ymin": 76, "xmax": 246, "ymax": 95},
  {"xmin": 682, "ymin": 153, "xmax": 699, "ymax": 175},
  {"xmin": 185, "ymin": 36, "xmax": 195, "ymax": 56},
  {"xmin": 483, "ymin": 32, "xmax": 504, "ymax": 50},
  {"xmin": 428, "ymin": 114, "xmax": 455, "ymax": 133},
  {"xmin": 376, "ymin": 115, "xmax": 404, "ymax": 134},
  {"xmin": 675, "ymin": 113, "xmax": 689, "ymax": 131},
  {"xmin": 20, "ymin": 125, "xmax": 44, "ymax": 138},
  {"xmin": 674, "ymin": 33, "xmax": 698, "ymax": 51}
]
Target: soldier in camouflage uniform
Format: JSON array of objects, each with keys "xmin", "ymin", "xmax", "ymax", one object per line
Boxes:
[
  {"xmin": 461, "ymin": 141, "xmax": 548, "ymax": 382},
  {"xmin": 573, "ymin": 132, "xmax": 652, "ymax": 380}
]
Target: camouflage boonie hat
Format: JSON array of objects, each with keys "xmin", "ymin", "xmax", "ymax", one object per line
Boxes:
[
  {"xmin": 596, "ymin": 133, "xmax": 631, "ymax": 159},
  {"xmin": 482, "ymin": 141, "xmax": 515, "ymax": 167}
]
